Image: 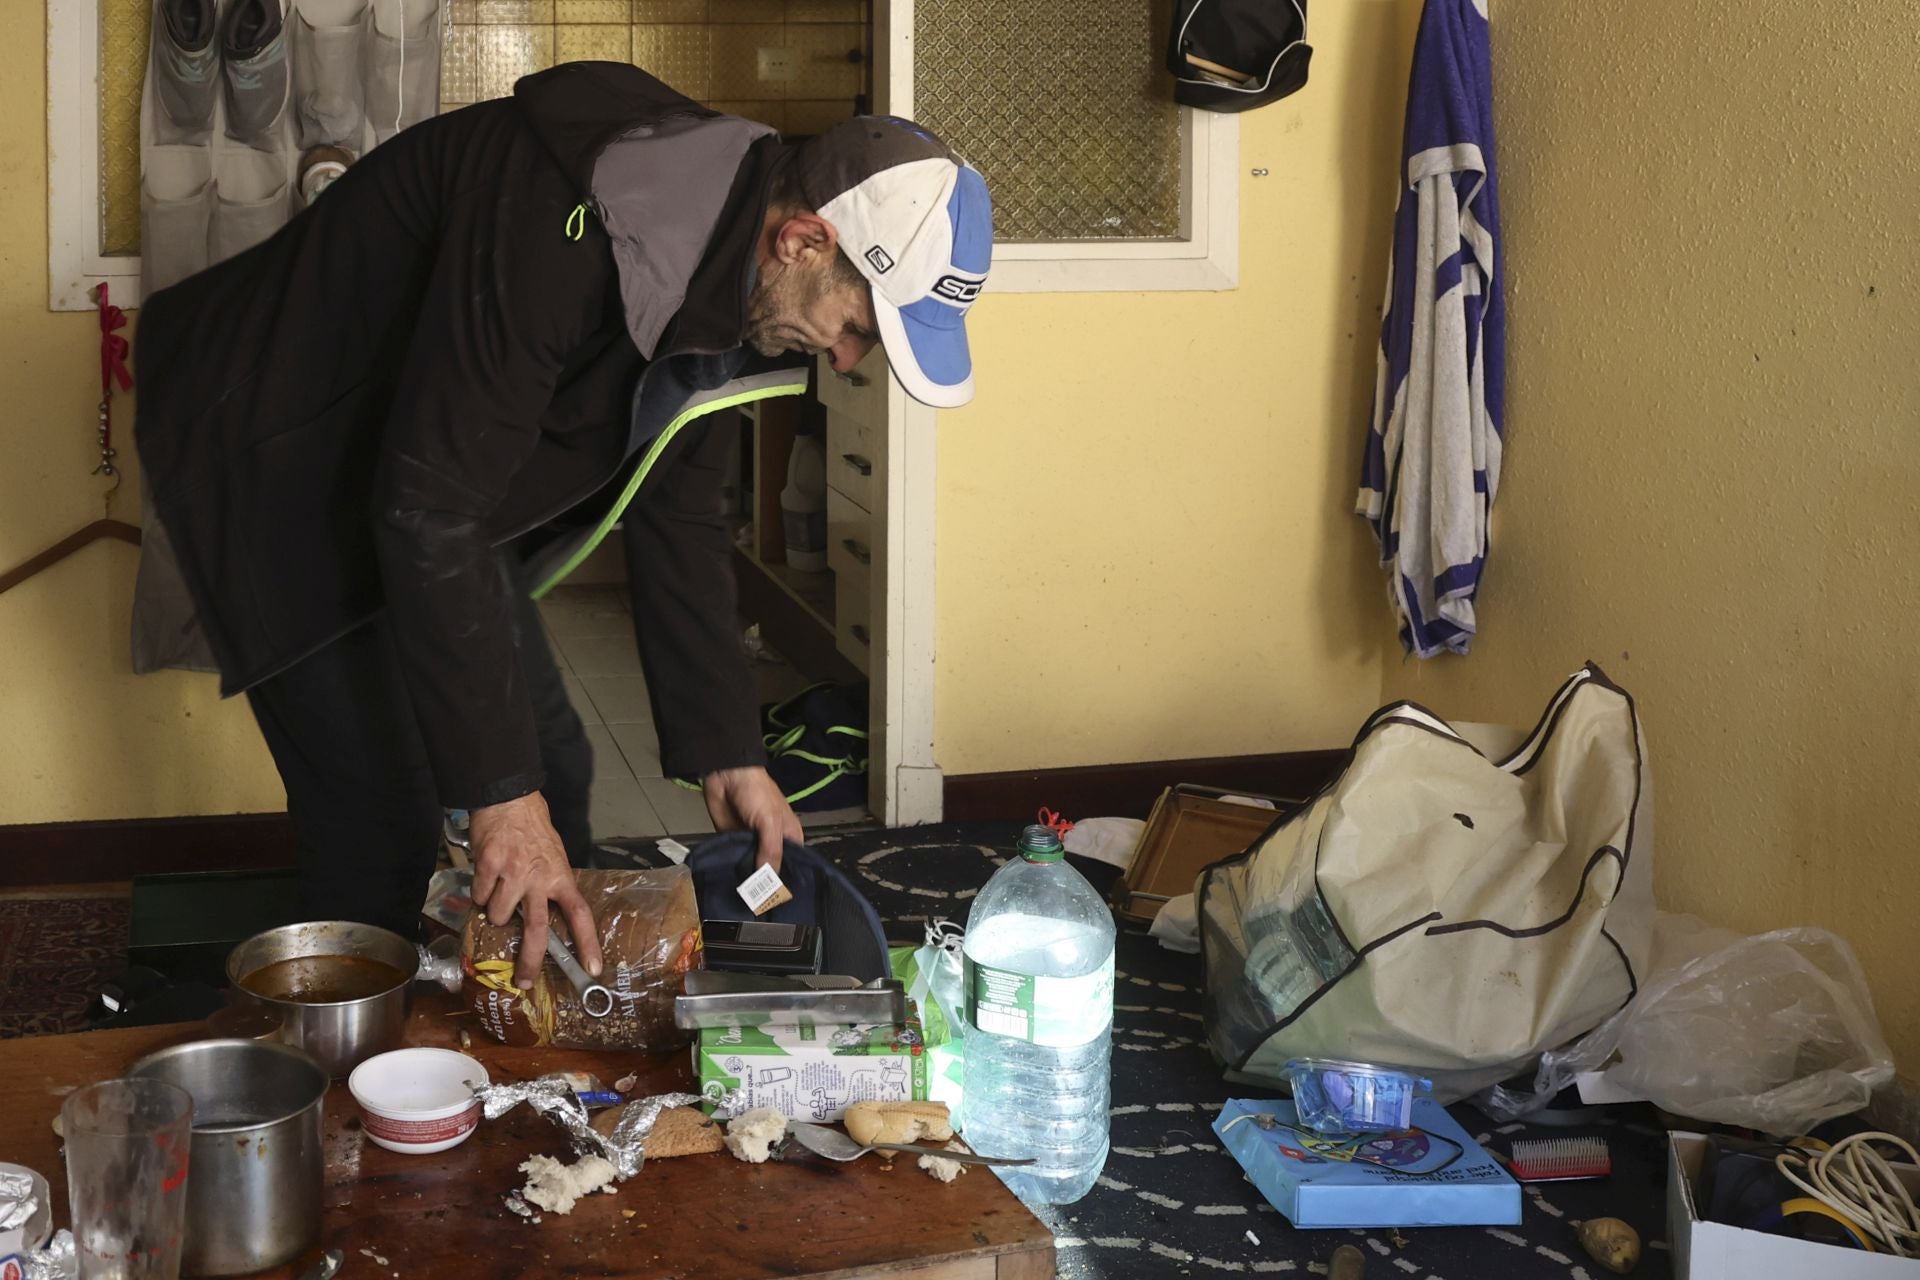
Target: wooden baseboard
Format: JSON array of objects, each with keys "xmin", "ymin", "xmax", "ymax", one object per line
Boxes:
[
  {"xmin": 943, "ymin": 750, "xmax": 1348, "ymax": 823},
  {"xmin": 0, "ymin": 813, "xmax": 296, "ymax": 888}
]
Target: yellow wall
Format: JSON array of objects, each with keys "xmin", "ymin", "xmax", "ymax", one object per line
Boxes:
[
  {"xmin": 933, "ymin": 0, "xmax": 1419, "ymax": 774},
  {"xmin": 1379, "ymin": 5, "xmax": 1920, "ymax": 1067},
  {"xmin": 0, "ymin": 0, "xmax": 284, "ymax": 825}
]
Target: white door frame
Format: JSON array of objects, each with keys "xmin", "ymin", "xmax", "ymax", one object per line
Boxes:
[
  {"xmin": 869, "ymin": 0, "xmax": 1239, "ymax": 826},
  {"xmin": 869, "ymin": 0, "xmax": 940, "ymax": 826}
]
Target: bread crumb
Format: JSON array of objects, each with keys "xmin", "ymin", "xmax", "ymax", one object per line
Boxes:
[
  {"xmin": 517, "ymin": 1154, "xmax": 617, "ymax": 1214},
  {"xmin": 918, "ymin": 1141, "xmax": 971, "ymax": 1183},
  {"xmin": 724, "ymin": 1108, "xmax": 788, "ymax": 1163}
]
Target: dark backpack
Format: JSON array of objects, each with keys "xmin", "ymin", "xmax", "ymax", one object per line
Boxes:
[
  {"xmin": 685, "ymin": 833, "xmax": 891, "ymax": 981},
  {"xmin": 1167, "ymin": 0, "xmax": 1313, "ymax": 113}
]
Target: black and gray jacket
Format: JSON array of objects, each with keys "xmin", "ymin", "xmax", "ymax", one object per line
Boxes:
[{"xmin": 134, "ymin": 62, "xmax": 807, "ymax": 808}]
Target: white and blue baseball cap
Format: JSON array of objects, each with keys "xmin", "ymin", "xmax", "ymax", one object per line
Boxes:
[{"xmin": 796, "ymin": 116, "xmax": 992, "ymax": 409}]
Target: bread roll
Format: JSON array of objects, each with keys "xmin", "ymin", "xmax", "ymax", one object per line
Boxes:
[{"xmin": 844, "ymin": 1099, "xmax": 953, "ymax": 1147}]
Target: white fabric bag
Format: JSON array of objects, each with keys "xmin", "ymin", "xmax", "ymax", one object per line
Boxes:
[{"xmin": 1199, "ymin": 664, "xmax": 1655, "ymax": 1100}]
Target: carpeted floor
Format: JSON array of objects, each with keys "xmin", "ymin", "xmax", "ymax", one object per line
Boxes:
[
  {"xmin": 0, "ymin": 893, "xmax": 130, "ymax": 1039},
  {"xmin": 799, "ymin": 821, "xmax": 1675, "ymax": 1280}
]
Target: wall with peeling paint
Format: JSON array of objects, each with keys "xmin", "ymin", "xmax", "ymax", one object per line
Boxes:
[{"xmin": 1380, "ymin": 4, "xmax": 1920, "ymax": 1067}]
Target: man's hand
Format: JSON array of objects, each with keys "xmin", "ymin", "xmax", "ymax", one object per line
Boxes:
[
  {"xmin": 468, "ymin": 792, "xmax": 602, "ymax": 990},
  {"xmin": 703, "ymin": 766, "xmax": 803, "ymax": 873}
]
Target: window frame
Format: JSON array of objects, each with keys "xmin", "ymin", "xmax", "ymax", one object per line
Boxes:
[
  {"xmin": 48, "ymin": 0, "xmax": 142, "ymax": 311},
  {"xmin": 879, "ymin": 0, "xmax": 1241, "ymax": 295}
]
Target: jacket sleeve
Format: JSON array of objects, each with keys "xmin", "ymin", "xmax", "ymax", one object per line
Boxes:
[
  {"xmin": 620, "ymin": 418, "xmax": 767, "ymax": 780},
  {"xmin": 372, "ymin": 191, "xmax": 615, "ymax": 811}
]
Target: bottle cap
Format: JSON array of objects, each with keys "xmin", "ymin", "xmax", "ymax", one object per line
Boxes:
[{"xmin": 1017, "ymin": 823, "xmax": 1065, "ymax": 863}]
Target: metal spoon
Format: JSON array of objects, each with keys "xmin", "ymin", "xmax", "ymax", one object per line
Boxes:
[{"xmin": 784, "ymin": 1121, "xmax": 1035, "ymax": 1167}]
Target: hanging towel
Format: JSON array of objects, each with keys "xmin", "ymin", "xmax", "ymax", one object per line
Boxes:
[{"xmin": 1357, "ymin": 0, "xmax": 1504, "ymax": 658}]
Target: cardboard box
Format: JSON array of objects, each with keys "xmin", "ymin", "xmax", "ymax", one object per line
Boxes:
[
  {"xmin": 696, "ymin": 1020, "xmax": 931, "ymax": 1122},
  {"xmin": 1114, "ymin": 785, "xmax": 1295, "ymax": 922},
  {"xmin": 1667, "ymin": 1132, "xmax": 1920, "ymax": 1278},
  {"xmin": 1213, "ymin": 1097, "xmax": 1520, "ymax": 1228}
]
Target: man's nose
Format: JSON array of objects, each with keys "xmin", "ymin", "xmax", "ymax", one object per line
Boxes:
[{"xmin": 827, "ymin": 334, "xmax": 878, "ymax": 374}]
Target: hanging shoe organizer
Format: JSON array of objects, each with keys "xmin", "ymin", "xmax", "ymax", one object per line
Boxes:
[{"xmin": 139, "ymin": 0, "xmax": 444, "ymax": 296}]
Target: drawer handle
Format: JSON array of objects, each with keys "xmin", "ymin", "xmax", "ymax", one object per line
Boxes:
[
  {"xmin": 842, "ymin": 538, "xmax": 872, "ymax": 566},
  {"xmin": 833, "ymin": 369, "xmax": 870, "ymax": 388},
  {"xmin": 851, "ymin": 623, "xmax": 871, "ymax": 645},
  {"xmin": 840, "ymin": 452, "xmax": 873, "ymax": 477}
]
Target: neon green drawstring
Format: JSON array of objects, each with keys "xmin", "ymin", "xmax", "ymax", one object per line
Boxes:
[{"xmin": 565, "ymin": 203, "xmax": 587, "ymax": 241}]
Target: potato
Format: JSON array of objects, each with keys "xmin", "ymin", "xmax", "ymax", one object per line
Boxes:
[{"xmin": 1575, "ymin": 1217, "xmax": 1641, "ymax": 1274}]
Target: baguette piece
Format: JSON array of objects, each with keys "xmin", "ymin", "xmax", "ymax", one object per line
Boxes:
[{"xmin": 844, "ymin": 1099, "xmax": 953, "ymax": 1147}]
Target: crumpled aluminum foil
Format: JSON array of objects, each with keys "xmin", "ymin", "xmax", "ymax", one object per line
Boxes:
[
  {"xmin": 21, "ymin": 1229, "xmax": 76, "ymax": 1280},
  {"xmin": 475, "ymin": 1073, "xmax": 713, "ymax": 1180},
  {"xmin": 0, "ymin": 1167, "xmax": 36, "ymax": 1232}
]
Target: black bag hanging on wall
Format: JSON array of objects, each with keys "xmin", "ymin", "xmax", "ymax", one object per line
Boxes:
[{"xmin": 1167, "ymin": 0, "xmax": 1313, "ymax": 113}]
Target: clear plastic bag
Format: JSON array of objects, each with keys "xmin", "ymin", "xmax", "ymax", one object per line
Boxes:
[
  {"xmin": 892, "ymin": 922, "xmax": 966, "ymax": 1113},
  {"xmin": 461, "ymin": 867, "xmax": 703, "ymax": 1051},
  {"xmin": 1482, "ymin": 915, "xmax": 1894, "ymax": 1134}
]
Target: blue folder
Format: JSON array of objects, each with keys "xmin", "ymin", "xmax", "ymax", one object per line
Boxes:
[{"xmin": 1214, "ymin": 1097, "xmax": 1521, "ymax": 1228}]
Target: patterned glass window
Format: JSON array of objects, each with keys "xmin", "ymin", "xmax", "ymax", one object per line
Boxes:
[
  {"xmin": 101, "ymin": 0, "xmax": 150, "ymax": 256},
  {"xmin": 911, "ymin": 0, "xmax": 1182, "ymax": 242}
]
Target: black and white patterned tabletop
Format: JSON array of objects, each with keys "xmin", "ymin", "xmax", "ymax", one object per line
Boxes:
[{"xmin": 784, "ymin": 821, "xmax": 1677, "ymax": 1280}]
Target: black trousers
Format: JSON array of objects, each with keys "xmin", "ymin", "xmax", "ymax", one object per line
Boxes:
[{"xmin": 245, "ymin": 559, "xmax": 594, "ymax": 938}]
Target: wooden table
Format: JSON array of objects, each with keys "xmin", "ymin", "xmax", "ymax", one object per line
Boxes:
[{"xmin": 0, "ymin": 996, "xmax": 1055, "ymax": 1279}]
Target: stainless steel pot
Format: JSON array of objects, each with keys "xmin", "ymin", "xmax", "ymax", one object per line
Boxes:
[
  {"xmin": 226, "ymin": 921, "xmax": 417, "ymax": 1076},
  {"xmin": 124, "ymin": 1039, "xmax": 329, "ymax": 1276}
]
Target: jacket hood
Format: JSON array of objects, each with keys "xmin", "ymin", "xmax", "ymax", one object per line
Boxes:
[
  {"xmin": 514, "ymin": 61, "xmax": 782, "ymax": 358},
  {"xmin": 513, "ymin": 60, "xmax": 705, "ymax": 193}
]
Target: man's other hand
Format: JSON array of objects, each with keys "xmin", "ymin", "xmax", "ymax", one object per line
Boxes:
[
  {"xmin": 702, "ymin": 765, "xmax": 803, "ymax": 873},
  {"xmin": 469, "ymin": 791, "xmax": 602, "ymax": 989}
]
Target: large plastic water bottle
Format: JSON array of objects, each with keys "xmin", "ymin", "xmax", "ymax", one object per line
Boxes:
[{"xmin": 960, "ymin": 823, "xmax": 1116, "ymax": 1205}]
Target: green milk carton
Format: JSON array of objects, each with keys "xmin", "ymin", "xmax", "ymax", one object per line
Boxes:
[{"xmin": 696, "ymin": 1019, "xmax": 931, "ymax": 1122}]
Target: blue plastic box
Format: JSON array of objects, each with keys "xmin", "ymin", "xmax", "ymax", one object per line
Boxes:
[
  {"xmin": 1282, "ymin": 1057, "xmax": 1432, "ymax": 1134},
  {"xmin": 1213, "ymin": 1097, "xmax": 1521, "ymax": 1228}
]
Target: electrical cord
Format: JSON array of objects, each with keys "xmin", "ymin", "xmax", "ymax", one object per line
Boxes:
[{"xmin": 1775, "ymin": 1131, "xmax": 1920, "ymax": 1257}]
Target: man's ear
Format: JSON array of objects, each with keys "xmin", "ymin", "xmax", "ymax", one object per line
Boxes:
[{"xmin": 773, "ymin": 211, "xmax": 839, "ymax": 266}]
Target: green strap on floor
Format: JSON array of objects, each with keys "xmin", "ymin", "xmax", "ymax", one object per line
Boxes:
[{"xmin": 672, "ymin": 722, "xmax": 869, "ymax": 805}]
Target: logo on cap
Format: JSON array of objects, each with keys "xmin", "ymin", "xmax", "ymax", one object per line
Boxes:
[
  {"xmin": 864, "ymin": 246, "xmax": 896, "ymax": 274},
  {"xmin": 930, "ymin": 275, "xmax": 982, "ymax": 306}
]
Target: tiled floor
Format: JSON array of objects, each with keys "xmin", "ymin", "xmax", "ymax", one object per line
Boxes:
[{"xmin": 539, "ymin": 584, "xmax": 868, "ymax": 840}]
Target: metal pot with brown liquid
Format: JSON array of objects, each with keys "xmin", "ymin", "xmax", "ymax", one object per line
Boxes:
[{"xmin": 226, "ymin": 921, "xmax": 418, "ymax": 1076}]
